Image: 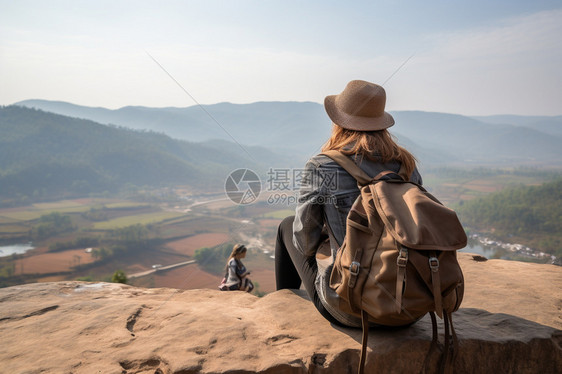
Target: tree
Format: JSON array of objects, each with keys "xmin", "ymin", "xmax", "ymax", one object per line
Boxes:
[
  {"xmin": 252, "ymin": 280, "xmax": 266, "ymax": 297},
  {"xmin": 31, "ymin": 212, "xmax": 74, "ymax": 240},
  {"xmin": 111, "ymin": 270, "xmax": 127, "ymax": 284},
  {"xmin": 194, "ymin": 243, "xmax": 234, "ymax": 275}
]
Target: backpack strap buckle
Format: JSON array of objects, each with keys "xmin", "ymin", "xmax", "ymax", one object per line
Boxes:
[
  {"xmin": 397, "ymin": 247, "xmax": 408, "ymax": 267},
  {"xmin": 429, "ymin": 256, "xmax": 440, "ymax": 272},
  {"xmin": 349, "ymin": 261, "xmax": 361, "ymax": 277},
  {"xmin": 348, "ymin": 247, "xmax": 364, "ymax": 291},
  {"xmin": 429, "ymin": 252, "xmax": 444, "ymax": 318},
  {"xmin": 348, "ymin": 261, "xmax": 361, "ymax": 292}
]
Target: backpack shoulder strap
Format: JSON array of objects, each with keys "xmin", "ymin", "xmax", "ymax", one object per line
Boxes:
[
  {"xmin": 321, "ymin": 150, "xmax": 409, "ymax": 185},
  {"xmin": 320, "ymin": 150, "xmax": 373, "ymax": 186}
]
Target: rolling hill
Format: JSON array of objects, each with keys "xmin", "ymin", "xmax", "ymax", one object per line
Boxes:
[
  {"xmin": 0, "ymin": 106, "xmax": 282, "ymax": 204},
  {"xmin": 472, "ymin": 114, "xmax": 562, "ymax": 138},
  {"xmin": 391, "ymin": 111, "xmax": 562, "ymax": 165},
  {"xmin": 14, "ymin": 100, "xmax": 331, "ymax": 158}
]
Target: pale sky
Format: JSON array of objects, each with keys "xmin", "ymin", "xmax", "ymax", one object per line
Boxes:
[{"xmin": 1, "ymin": 0, "xmax": 561, "ymax": 116}]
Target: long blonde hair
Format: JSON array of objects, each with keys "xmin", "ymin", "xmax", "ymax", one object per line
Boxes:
[
  {"xmin": 321, "ymin": 124, "xmax": 417, "ymax": 180},
  {"xmin": 225, "ymin": 244, "xmax": 246, "ymax": 271}
]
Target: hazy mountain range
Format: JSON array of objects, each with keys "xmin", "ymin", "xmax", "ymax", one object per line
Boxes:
[
  {"xmin": 15, "ymin": 99, "xmax": 562, "ymax": 167},
  {"xmin": 2, "ymin": 100, "xmax": 561, "ymax": 204}
]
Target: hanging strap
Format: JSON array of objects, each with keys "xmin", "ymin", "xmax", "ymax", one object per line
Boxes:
[
  {"xmin": 321, "ymin": 150, "xmax": 409, "ymax": 185},
  {"xmin": 439, "ymin": 310, "xmax": 451, "ymax": 374},
  {"xmin": 420, "ymin": 311, "xmax": 440, "ymax": 374},
  {"xmin": 440, "ymin": 310, "xmax": 458, "ymax": 374},
  {"xmin": 449, "ymin": 311, "xmax": 459, "ymax": 364},
  {"xmin": 429, "ymin": 251, "xmax": 443, "ymax": 319},
  {"xmin": 395, "ymin": 246, "xmax": 408, "ymax": 313},
  {"xmin": 420, "ymin": 311, "xmax": 459, "ymax": 374},
  {"xmin": 358, "ymin": 310, "xmax": 369, "ymax": 374}
]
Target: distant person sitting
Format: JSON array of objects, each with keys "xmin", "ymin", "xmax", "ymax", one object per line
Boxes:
[{"xmin": 219, "ymin": 244, "xmax": 254, "ymax": 292}]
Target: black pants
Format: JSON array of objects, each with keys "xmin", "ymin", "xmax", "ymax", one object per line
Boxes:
[{"xmin": 275, "ymin": 215, "xmax": 342, "ymax": 325}]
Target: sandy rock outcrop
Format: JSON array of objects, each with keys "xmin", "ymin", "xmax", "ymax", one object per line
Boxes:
[{"xmin": 0, "ymin": 253, "xmax": 561, "ymax": 374}]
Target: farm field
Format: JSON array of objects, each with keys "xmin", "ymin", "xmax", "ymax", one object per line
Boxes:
[
  {"xmin": 0, "ymin": 194, "xmax": 282, "ymax": 294},
  {"xmin": 15, "ymin": 249, "xmax": 96, "ymax": 275},
  {"xmin": 262, "ymin": 209, "xmax": 294, "ymax": 219},
  {"xmin": 247, "ymin": 268, "xmax": 276, "ymax": 293},
  {"xmin": 421, "ymin": 170, "xmax": 554, "ymax": 206},
  {"xmin": 0, "ymin": 225, "xmax": 29, "ymax": 234},
  {"xmin": 0, "ymin": 198, "xmax": 120, "ymax": 221},
  {"xmin": 92, "ymin": 211, "xmax": 188, "ymax": 229},
  {"xmin": 129, "ymin": 263, "xmax": 223, "ymax": 290},
  {"xmin": 258, "ymin": 218, "xmax": 283, "ymax": 228},
  {"xmin": 0, "ymin": 198, "xmax": 148, "ymax": 240},
  {"xmin": 165, "ymin": 233, "xmax": 231, "ymax": 257}
]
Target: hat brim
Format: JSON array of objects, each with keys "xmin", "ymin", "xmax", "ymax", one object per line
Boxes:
[{"xmin": 324, "ymin": 95, "xmax": 395, "ymax": 131}]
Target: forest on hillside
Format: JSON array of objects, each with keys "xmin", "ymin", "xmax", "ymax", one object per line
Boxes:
[
  {"xmin": 456, "ymin": 178, "xmax": 562, "ymax": 257},
  {"xmin": 0, "ymin": 106, "xmax": 274, "ymax": 206}
]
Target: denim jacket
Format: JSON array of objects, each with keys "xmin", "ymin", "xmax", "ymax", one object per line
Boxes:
[{"xmin": 292, "ymin": 153, "xmax": 422, "ymax": 326}]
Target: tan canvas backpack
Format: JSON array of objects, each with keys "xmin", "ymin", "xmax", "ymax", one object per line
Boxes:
[{"xmin": 321, "ymin": 151, "xmax": 467, "ymax": 374}]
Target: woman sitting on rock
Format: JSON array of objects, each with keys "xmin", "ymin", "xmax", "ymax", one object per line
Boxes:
[
  {"xmin": 220, "ymin": 244, "xmax": 254, "ymax": 292},
  {"xmin": 274, "ymin": 80, "xmax": 422, "ymax": 326}
]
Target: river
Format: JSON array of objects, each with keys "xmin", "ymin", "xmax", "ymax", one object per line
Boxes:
[
  {"xmin": 0, "ymin": 243, "xmax": 35, "ymax": 257},
  {"xmin": 459, "ymin": 242, "xmax": 497, "ymax": 258}
]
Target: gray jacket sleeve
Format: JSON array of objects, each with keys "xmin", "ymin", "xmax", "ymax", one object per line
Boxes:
[{"xmin": 292, "ymin": 160, "xmax": 326, "ymax": 257}]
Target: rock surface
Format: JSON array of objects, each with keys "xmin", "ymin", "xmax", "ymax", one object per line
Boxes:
[{"xmin": 0, "ymin": 253, "xmax": 561, "ymax": 374}]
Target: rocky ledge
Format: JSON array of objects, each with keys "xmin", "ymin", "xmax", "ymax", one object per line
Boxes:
[{"xmin": 0, "ymin": 253, "xmax": 561, "ymax": 374}]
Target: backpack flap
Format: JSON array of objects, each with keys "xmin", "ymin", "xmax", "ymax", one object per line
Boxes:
[
  {"xmin": 370, "ymin": 181, "xmax": 466, "ymax": 318},
  {"xmin": 370, "ymin": 182, "xmax": 467, "ymax": 250}
]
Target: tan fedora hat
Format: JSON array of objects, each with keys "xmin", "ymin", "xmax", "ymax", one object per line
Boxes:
[{"xmin": 324, "ymin": 80, "xmax": 395, "ymax": 131}]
